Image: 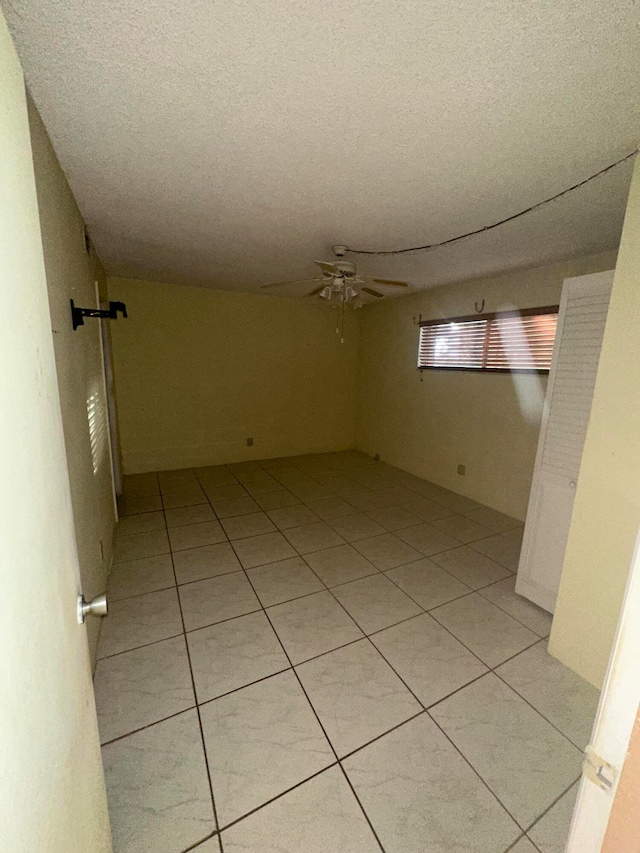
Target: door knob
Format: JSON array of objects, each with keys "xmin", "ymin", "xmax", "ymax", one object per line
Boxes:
[{"xmin": 77, "ymin": 593, "xmax": 108, "ymax": 624}]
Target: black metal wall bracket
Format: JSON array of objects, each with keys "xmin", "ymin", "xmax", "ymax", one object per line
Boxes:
[{"xmin": 71, "ymin": 299, "xmax": 128, "ymax": 331}]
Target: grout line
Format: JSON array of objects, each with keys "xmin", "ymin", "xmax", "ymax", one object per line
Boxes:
[
  {"xmin": 114, "ymin": 457, "xmax": 571, "ymax": 848},
  {"xmin": 100, "ymin": 705, "xmax": 197, "ymax": 747},
  {"xmin": 215, "ymin": 760, "xmax": 340, "ymax": 833},
  {"xmin": 522, "ymin": 774, "xmax": 581, "ymax": 838},
  {"xmin": 222, "ymin": 535, "xmax": 387, "ymax": 852},
  {"xmin": 179, "ymin": 831, "xmax": 221, "ymax": 853},
  {"xmin": 167, "ymin": 524, "xmax": 225, "ymax": 853},
  {"xmin": 492, "ymin": 666, "xmax": 587, "ymax": 752}
]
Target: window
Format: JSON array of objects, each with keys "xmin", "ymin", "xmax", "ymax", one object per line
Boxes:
[{"xmin": 418, "ymin": 307, "xmax": 559, "ymax": 373}]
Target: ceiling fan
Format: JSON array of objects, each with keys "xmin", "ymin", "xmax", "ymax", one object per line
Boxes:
[{"xmin": 260, "ymin": 245, "xmax": 410, "ymax": 304}]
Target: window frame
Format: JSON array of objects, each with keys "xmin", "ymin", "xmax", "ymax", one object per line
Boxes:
[{"xmin": 417, "ymin": 305, "xmax": 559, "ymax": 375}]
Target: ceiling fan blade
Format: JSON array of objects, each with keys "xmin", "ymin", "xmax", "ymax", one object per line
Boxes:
[
  {"xmin": 362, "ymin": 287, "xmax": 384, "ymax": 298},
  {"xmin": 260, "ymin": 278, "xmax": 324, "ymax": 289},
  {"xmin": 314, "ymin": 260, "xmax": 339, "ymax": 276},
  {"xmin": 306, "ymin": 285, "xmax": 325, "ymax": 297},
  {"xmin": 371, "ymin": 278, "xmax": 409, "ymax": 287}
]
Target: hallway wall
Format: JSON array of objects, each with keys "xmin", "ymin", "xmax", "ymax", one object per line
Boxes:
[
  {"xmin": 28, "ymin": 97, "xmax": 117, "ymax": 664},
  {"xmin": 107, "ymin": 277, "xmax": 360, "ymax": 473},
  {"xmin": 550, "ymin": 156, "xmax": 640, "ymax": 688}
]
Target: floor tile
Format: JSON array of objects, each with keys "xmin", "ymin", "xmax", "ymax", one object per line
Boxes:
[
  {"xmin": 254, "ymin": 489, "xmax": 301, "ymax": 510},
  {"xmin": 395, "ymin": 522, "xmax": 461, "ymax": 557},
  {"xmin": 244, "ymin": 478, "xmax": 284, "ymax": 497},
  {"xmin": 325, "ymin": 477, "xmax": 368, "ymax": 498},
  {"xmin": 430, "ymin": 545, "xmax": 512, "ymax": 589},
  {"xmin": 385, "ymin": 558, "xmax": 470, "ymax": 610},
  {"xmin": 190, "ymin": 837, "xmax": 221, "ymax": 852},
  {"xmin": 247, "ymin": 556, "xmax": 324, "ymax": 607},
  {"xmin": 222, "ymin": 766, "xmax": 380, "ymax": 852},
  {"xmin": 528, "ymin": 782, "xmax": 579, "ymax": 852},
  {"xmin": 234, "ymin": 468, "xmax": 277, "ymax": 486},
  {"xmin": 401, "ymin": 497, "xmax": 455, "ymax": 522},
  {"xmin": 444, "ymin": 493, "xmax": 487, "ymax": 514},
  {"xmin": 496, "ymin": 643, "xmax": 599, "ymax": 748},
  {"xmin": 283, "ymin": 522, "xmax": 346, "ymax": 554},
  {"xmin": 431, "ymin": 513, "xmax": 493, "ymax": 543},
  {"xmin": 345, "ymin": 490, "xmax": 397, "ymax": 512},
  {"xmin": 211, "ymin": 495, "xmax": 260, "ymax": 518},
  {"xmin": 267, "ymin": 590, "xmax": 363, "ymax": 664},
  {"xmin": 161, "ymin": 489, "xmax": 207, "ymax": 510},
  {"xmin": 266, "ymin": 504, "xmax": 321, "ymax": 530},
  {"xmin": 479, "ymin": 577, "xmax": 553, "ymax": 636},
  {"xmin": 168, "ymin": 521, "xmax": 227, "ymax": 552},
  {"xmin": 194, "ymin": 468, "xmax": 238, "ymax": 488},
  {"xmin": 328, "ymin": 513, "xmax": 387, "ymax": 542},
  {"xmin": 431, "ymin": 594, "xmax": 538, "ymax": 667},
  {"xmin": 305, "ymin": 495, "xmax": 359, "ymax": 520},
  {"xmin": 373, "ymin": 486, "xmax": 423, "ymax": 507},
  {"xmin": 107, "ymin": 554, "xmax": 175, "ymax": 601},
  {"xmin": 97, "ymin": 588, "xmax": 183, "ymax": 658},
  {"xmin": 352, "ymin": 533, "xmax": 423, "ymax": 570},
  {"xmin": 332, "ymin": 573, "xmax": 422, "ymax": 634},
  {"xmin": 165, "ymin": 503, "xmax": 216, "ymax": 528},
  {"xmin": 117, "ymin": 511, "xmax": 166, "ymax": 537},
  {"xmin": 296, "ymin": 639, "xmax": 421, "ymax": 756},
  {"xmin": 114, "ymin": 529, "xmax": 170, "ymax": 563},
  {"xmin": 121, "ymin": 472, "xmax": 160, "ymax": 497},
  {"xmin": 179, "ymin": 572, "xmax": 260, "ymax": 631},
  {"xmin": 472, "ymin": 534, "xmax": 521, "ymax": 571},
  {"xmin": 103, "ymin": 710, "xmax": 215, "ymax": 853},
  {"xmin": 343, "ymin": 714, "xmax": 519, "ymax": 853},
  {"xmin": 304, "ymin": 544, "xmax": 379, "ymax": 587},
  {"xmin": 188, "ymin": 611, "xmax": 289, "ymax": 703},
  {"xmin": 365, "ymin": 504, "xmax": 422, "ymax": 531},
  {"xmin": 94, "ymin": 636, "xmax": 194, "ymax": 743},
  {"xmin": 118, "ymin": 494, "xmax": 163, "ymax": 516},
  {"xmin": 220, "ymin": 511, "xmax": 277, "ymax": 540},
  {"xmin": 371, "ymin": 613, "xmax": 488, "ymax": 706},
  {"xmin": 465, "ymin": 506, "xmax": 523, "ymax": 532},
  {"xmin": 158, "ymin": 469, "xmax": 199, "ymax": 492},
  {"xmin": 232, "ymin": 531, "xmax": 297, "ymax": 568},
  {"xmin": 510, "ymin": 837, "xmax": 538, "ymax": 852},
  {"xmin": 503, "ymin": 525, "xmax": 525, "ymax": 545},
  {"xmin": 205, "ymin": 483, "xmax": 249, "ymax": 503},
  {"xmin": 201, "ymin": 671, "xmax": 334, "ymax": 825},
  {"xmin": 173, "ymin": 542, "xmax": 242, "ymax": 584},
  {"xmin": 430, "ymin": 673, "xmax": 582, "ymax": 827}
]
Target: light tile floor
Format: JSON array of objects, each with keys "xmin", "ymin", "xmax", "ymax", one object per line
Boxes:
[{"xmin": 98, "ymin": 451, "xmax": 600, "ymax": 853}]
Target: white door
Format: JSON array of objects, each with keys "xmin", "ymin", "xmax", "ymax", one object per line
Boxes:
[
  {"xmin": 0, "ymin": 18, "xmax": 112, "ymax": 853},
  {"xmin": 516, "ymin": 271, "xmax": 614, "ymax": 612},
  {"xmin": 567, "ymin": 523, "xmax": 640, "ymax": 852}
]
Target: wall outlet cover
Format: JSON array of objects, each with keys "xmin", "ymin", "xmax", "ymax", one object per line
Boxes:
[
  {"xmin": 246, "ymin": 437, "xmax": 254, "ymax": 447},
  {"xmin": 457, "ymin": 464, "xmax": 466, "ymax": 476}
]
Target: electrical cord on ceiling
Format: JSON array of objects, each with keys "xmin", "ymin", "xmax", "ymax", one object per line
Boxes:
[{"xmin": 347, "ymin": 150, "xmax": 638, "ymax": 256}]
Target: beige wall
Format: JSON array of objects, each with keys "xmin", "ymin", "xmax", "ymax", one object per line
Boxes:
[
  {"xmin": 107, "ymin": 278, "xmax": 360, "ymax": 472},
  {"xmin": 28, "ymin": 98, "xmax": 116, "ymax": 664},
  {"xmin": 550, "ymin": 158, "xmax": 640, "ymax": 688},
  {"xmin": 355, "ymin": 251, "xmax": 617, "ymax": 519},
  {"xmin": 0, "ymin": 13, "xmax": 112, "ymax": 850}
]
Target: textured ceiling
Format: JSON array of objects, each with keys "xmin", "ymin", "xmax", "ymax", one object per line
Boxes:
[{"xmin": 6, "ymin": 0, "xmax": 640, "ymax": 295}]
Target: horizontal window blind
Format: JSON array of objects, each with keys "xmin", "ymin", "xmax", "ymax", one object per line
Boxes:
[
  {"xmin": 418, "ymin": 307, "xmax": 558, "ymax": 373},
  {"xmin": 418, "ymin": 319, "xmax": 487, "ymax": 369}
]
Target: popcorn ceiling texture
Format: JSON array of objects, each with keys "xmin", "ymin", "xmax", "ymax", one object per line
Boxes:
[{"xmin": 5, "ymin": 0, "xmax": 640, "ymax": 293}]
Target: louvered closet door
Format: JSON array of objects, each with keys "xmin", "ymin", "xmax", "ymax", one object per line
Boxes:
[{"xmin": 515, "ymin": 271, "xmax": 614, "ymax": 613}]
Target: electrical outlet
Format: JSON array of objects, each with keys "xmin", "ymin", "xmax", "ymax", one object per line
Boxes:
[
  {"xmin": 374, "ymin": 453, "xmax": 380, "ymax": 461},
  {"xmin": 457, "ymin": 464, "xmax": 466, "ymax": 476},
  {"xmin": 246, "ymin": 437, "xmax": 254, "ymax": 447}
]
